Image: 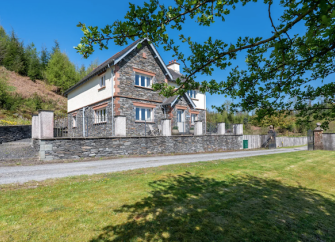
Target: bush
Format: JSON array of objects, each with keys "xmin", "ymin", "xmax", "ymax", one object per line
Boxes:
[{"xmin": 172, "ymin": 126, "xmax": 178, "ymax": 130}]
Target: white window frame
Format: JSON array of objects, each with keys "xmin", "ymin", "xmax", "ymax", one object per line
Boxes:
[
  {"xmin": 191, "ymin": 114, "xmax": 198, "ymax": 124},
  {"xmin": 72, "ymin": 115, "xmax": 77, "ymax": 128},
  {"xmin": 95, "ymin": 108, "xmax": 107, "ymax": 123},
  {"xmin": 100, "ymin": 75, "xmax": 106, "ymax": 88},
  {"xmin": 135, "ymin": 107, "xmax": 153, "ymax": 121},
  {"xmin": 134, "ymin": 73, "xmax": 152, "ymax": 88},
  {"xmin": 187, "ymin": 90, "xmax": 197, "ymax": 98}
]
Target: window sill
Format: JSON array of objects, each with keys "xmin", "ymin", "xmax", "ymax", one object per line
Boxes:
[
  {"xmin": 191, "ymin": 98, "xmax": 199, "ymax": 101},
  {"xmin": 134, "ymin": 85, "xmax": 153, "ymax": 90},
  {"xmin": 135, "ymin": 121, "xmax": 155, "ymax": 123},
  {"xmin": 94, "ymin": 122, "xmax": 107, "ymax": 125},
  {"xmin": 98, "ymin": 86, "xmax": 106, "ymax": 91},
  {"xmin": 72, "ymin": 127, "xmax": 77, "ymax": 129}
]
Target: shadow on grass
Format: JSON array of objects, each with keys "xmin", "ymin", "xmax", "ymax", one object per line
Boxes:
[{"xmin": 91, "ymin": 172, "xmax": 335, "ymax": 241}]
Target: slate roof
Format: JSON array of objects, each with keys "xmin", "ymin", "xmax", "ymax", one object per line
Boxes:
[
  {"xmin": 168, "ymin": 69, "xmax": 184, "ymax": 81},
  {"xmin": 64, "ymin": 39, "xmax": 142, "ymax": 95},
  {"xmin": 162, "ymin": 95, "xmax": 179, "ymax": 106},
  {"xmin": 162, "ymin": 93, "xmax": 196, "ymax": 110}
]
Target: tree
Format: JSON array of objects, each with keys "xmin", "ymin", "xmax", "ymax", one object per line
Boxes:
[
  {"xmin": 40, "ymin": 46, "xmax": 50, "ymax": 71},
  {"xmin": 51, "ymin": 40, "xmax": 60, "ymax": 55},
  {"xmin": 25, "ymin": 43, "xmax": 42, "ymax": 81},
  {"xmin": 75, "ymin": 0, "xmax": 335, "ymax": 128},
  {"xmin": 45, "ymin": 49, "xmax": 78, "ymax": 93},
  {"xmin": 2, "ymin": 30, "xmax": 27, "ymax": 75},
  {"xmin": 0, "ymin": 26, "xmax": 8, "ymax": 65}
]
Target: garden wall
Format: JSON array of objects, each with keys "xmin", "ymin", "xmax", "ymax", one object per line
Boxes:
[
  {"xmin": 243, "ymin": 135, "xmax": 307, "ymax": 149},
  {"xmin": 34, "ymin": 135, "xmax": 243, "ymax": 161},
  {"xmin": 322, "ymin": 134, "xmax": 335, "ymax": 151},
  {"xmin": 0, "ymin": 125, "xmax": 31, "ymax": 144}
]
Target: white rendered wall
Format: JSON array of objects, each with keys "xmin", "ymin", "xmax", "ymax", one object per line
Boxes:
[
  {"xmin": 67, "ymin": 68, "xmax": 113, "ymax": 112},
  {"xmin": 193, "ymin": 92, "xmax": 206, "ymax": 110}
]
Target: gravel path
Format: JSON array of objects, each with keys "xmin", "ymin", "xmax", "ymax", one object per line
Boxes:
[{"xmin": 0, "ymin": 146, "xmax": 307, "ymax": 185}]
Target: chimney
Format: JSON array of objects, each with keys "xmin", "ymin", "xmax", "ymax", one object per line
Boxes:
[{"xmin": 166, "ymin": 59, "xmax": 180, "ymax": 73}]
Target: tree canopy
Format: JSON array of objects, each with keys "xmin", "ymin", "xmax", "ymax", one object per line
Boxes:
[{"xmin": 75, "ymin": 0, "xmax": 335, "ymax": 128}]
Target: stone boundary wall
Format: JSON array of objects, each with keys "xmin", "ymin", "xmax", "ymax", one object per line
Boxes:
[
  {"xmin": 34, "ymin": 135, "xmax": 243, "ymax": 161},
  {"xmin": 0, "ymin": 125, "xmax": 31, "ymax": 144},
  {"xmin": 243, "ymin": 135, "xmax": 307, "ymax": 149},
  {"xmin": 276, "ymin": 137, "xmax": 307, "ymax": 147},
  {"xmin": 322, "ymin": 133, "xmax": 335, "ymax": 151},
  {"xmin": 242, "ymin": 135, "xmax": 267, "ymax": 149}
]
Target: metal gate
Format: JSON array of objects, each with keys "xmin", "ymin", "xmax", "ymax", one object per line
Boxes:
[
  {"xmin": 268, "ymin": 130, "xmax": 276, "ymax": 149},
  {"xmin": 307, "ymin": 129, "xmax": 314, "ymax": 150}
]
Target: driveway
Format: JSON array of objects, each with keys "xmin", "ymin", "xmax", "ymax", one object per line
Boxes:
[{"xmin": 0, "ymin": 146, "xmax": 307, "ymax": 185}]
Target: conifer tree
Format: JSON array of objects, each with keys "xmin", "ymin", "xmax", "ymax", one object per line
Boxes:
[
  {"xmin": 25, "ymin": 43, "xmax": 42, "ymax": 81},
  {"xmin": 40, "ymin": 46, "xmax": 50, "ymax": 71},
  {"xmin": 0, "ymin": 26, "xmax": 8, "ymax": 65},
  {"xmin": 45, "ymin": 48, "xmax": 78, "ymax": 93},
  {"xmin": 2, "ymin": 30, "xmax": 27, "ymax": 75}
]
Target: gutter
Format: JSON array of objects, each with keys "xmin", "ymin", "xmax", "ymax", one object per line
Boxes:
[{"xmin": 108, "ymin": 63, "xmax": 115, "ymax": 136}]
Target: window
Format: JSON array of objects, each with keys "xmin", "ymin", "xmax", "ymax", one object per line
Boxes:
[
  {"xmin": 95, "ymin": 108, "xmax": 106, "ymax": 123},
  {"xmin": 187, "ymin": 90, "xmax": 197, "ymax": 98},
  {"xmin": 72, "ymin": 115, "xmax": 77, "ymax": 128},
  {"xmin": 177, "ymin": 110, "xmax": 184, "ymax": 122},
  {"xmin": 191, "ymin": 114, "xmax": 198, "ymax": 124},
  {"xmin": 100, "ymin": 75, "xmax": 106, "ymax": 87},
  {"xmin": 135, "ymin": 107, "xmax": 152, "ymax": 121},
  {"xmin": 135, "ymin": 73, "xmax": 151, "ymax": 88}
]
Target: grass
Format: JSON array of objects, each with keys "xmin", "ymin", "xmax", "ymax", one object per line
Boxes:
[{"xmin": 1, "ymin": 151, "xmax": 335, "ymax": 241}]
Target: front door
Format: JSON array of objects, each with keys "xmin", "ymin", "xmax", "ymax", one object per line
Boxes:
[{"xmin": 177, "ymin": 110, "xmax": 185, "ymax": 133}]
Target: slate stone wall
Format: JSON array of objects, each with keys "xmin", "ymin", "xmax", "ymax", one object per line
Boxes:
[
  {"xmin": 35, "ymin": 135, "xmax": 243, "ymax": 160},
  {"xmin": 66, "ymin": 100, "xmax": 114, "ymax": 138},
  {"xmin": 0, "ymin": 125, "xmax": 31, "ymax": 144}
]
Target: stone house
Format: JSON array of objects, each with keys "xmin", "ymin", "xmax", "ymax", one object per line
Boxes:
[{"xmin": 64, "ymin": 39, "xmax": 206, "ymax": 136}]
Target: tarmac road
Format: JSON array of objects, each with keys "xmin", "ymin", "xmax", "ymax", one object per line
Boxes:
[{"xmin": 0, "ymin": 146, "xmax": 307, "ymax": 185}]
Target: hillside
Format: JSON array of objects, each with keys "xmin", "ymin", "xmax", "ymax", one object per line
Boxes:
[{"xmin": 0, "ymin": 66, "xmax": 67, "ymax": 125}]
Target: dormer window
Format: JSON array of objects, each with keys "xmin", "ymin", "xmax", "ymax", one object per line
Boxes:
[
  {"xmin": 187, "ymin": 90, "xmax": 197, "ymax": 98},
  {"xmin": 135, "ymin": 73, "xmax": 151, "ymax": 88}
]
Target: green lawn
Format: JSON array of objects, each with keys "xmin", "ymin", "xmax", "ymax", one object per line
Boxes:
[{"xmin": 1, "ymin": 150, "xmax": 335, "ymax": 241}]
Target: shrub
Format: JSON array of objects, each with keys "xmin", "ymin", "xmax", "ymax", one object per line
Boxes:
[{"xmin": 172, "ymin": 126, "xmax": 178, "ymax": 130}]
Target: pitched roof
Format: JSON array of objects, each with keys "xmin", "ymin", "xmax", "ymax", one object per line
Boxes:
[
  {"xmin": 168, "ymin": 68, "xmax": 185, "ymax": 82},
  {"xmin": 162, "ymin": 95, "xmax": 179, "ymax": 106},
  {"xmin": 162, "ymin": 93, "xmax": 196, "ymax": 109},
  {"xmin": 64, "ymin": 39, "xmax": 173, "ymax": 95}
]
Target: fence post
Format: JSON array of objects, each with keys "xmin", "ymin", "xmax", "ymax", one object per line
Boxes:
[
  {"xmin": 313, "ymin": 123, "xmax": 323, "ymax": 150},
  {"xmin": 161, "ymin": 118, "xmax": 171, "ymax": 136},
  {"xmin": 194, "ymin": 121, "xmax": 203, "ymax": 136},
  {"xmin": 217, "ymin": 122, "xmax": 225, "ymax": 135},
  {"xmin": 115, "ymin": 115, "xmax": 126, "ymax": 136},
  {"xmin": 38, "ymin": 110, "xmax": 54, "ymax": 139}
]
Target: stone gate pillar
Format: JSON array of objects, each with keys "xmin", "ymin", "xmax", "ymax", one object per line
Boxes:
[
  {"xmin": 233, "ymin": 124, "xmax": 243, "ymax": 135},
  {"xmin": 313, "ymin": 123, "xmax": 323, "ymax": 150},
  {"xmin": 38, "ymin": 110, "xmax": 54, "ymax": 139},
  {"xmin": 161, "ymin": 118, "xmax": 171, "ymax": 136},
  {"xmin": 194, "ymin": 121, "xmax": 203, "ymax": 136},
  {"xmin": 114, "ymin": 115, "xmax": 126, "ymax": 136},
  {"xmin": 32, "ymin": 114, "xmax": 39, "ymax": 139},
  {"xmin": 217, "ymin": 123, "xmax": 225, "ymax": 135}
]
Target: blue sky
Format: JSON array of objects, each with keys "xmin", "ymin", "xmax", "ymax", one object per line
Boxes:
[{"xmin": 0, "ymin": 0, "xmax": 310, "ymax": 110}]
